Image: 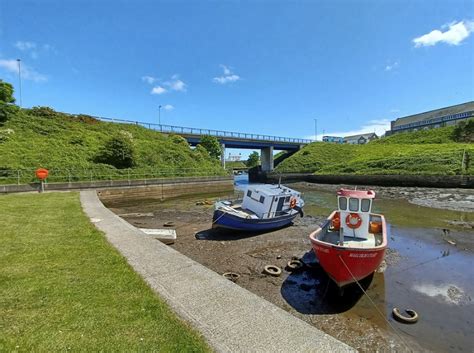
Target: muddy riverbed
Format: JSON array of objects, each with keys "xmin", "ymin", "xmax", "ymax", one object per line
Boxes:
[{"xmin": 102, "ymin": 181, "xmax": 474, "ymax": 352}]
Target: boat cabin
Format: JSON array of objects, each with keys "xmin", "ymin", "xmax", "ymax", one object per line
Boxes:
[
  {"xmin": 336, "ymin": 189, "xmax": 375, "ymax": 240},
  {"xmin": 242, "ymin": 184, "xmax": 302, "ymax": 219}
]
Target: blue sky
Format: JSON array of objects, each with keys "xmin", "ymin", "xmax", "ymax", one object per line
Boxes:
[{"xmin": 1, "ymin": 0, "xmax": 473, "ymax": 159}]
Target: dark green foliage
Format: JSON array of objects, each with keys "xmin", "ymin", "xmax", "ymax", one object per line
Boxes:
[
  {"xmin": 0, "ymin": 80, "xmax": 15, "ymax": 103},
  {"xmin": 28, "ymin": 106, "xmax": 60, "ymax": 119},
  {"xmin": 246, "ymin": 151, "xmax": 260, "ymax": 167},
  {"xmin": 453, "ymin": 119, "xmax": 474, "ymax": 143},
  {"xmin": 198, "ymin": 135, "xmax": 222, "ymax": 160},
  {"xmin": 95, "ymin": 133, "xmax": 135, "ymax": 169},
  {"xmin": 0, "ymin": 103, "xmax": 19, "ymax": 124}
]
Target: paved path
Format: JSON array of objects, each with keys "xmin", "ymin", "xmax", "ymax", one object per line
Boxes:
[{"xmin": 80, "ymin": 190, "xmax": 354, "ymax": 353}]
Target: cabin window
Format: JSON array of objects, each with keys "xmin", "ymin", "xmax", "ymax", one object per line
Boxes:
[
  {"xmin": 259, "ymin": 196, "xmax": 265, "ymax": 203},
  {"xmin": 338, "ymin": 197, "xmax": 347, "ymax": 210},
  {"xmin": 285, "ymin": 196, "xmax": 290, "ymax": 202},
  {"xmin": 247, "ymin": 190, "xmax": 252, "ymax": 197},
  {"xmin": 361, "ymin": 199, "xmax": 371, "ymax": 212},
  {"xmin": 349, "ymin": 198, "xmax": 359, "ymax": 212}
]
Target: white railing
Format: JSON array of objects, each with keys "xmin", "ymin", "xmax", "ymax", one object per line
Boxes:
[{"xmin": 87, "ymin": 116, "xmax": 312, "ymax": 144}]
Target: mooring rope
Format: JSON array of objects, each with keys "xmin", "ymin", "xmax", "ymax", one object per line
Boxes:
[{"xmin": 338, "ymin": 255, "xmax": 413, "ymax": 352}]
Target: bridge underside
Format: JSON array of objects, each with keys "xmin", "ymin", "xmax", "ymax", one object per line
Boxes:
[{"xmin": 185, "ymin": 136, "xmax": 303, "ymax": 171}]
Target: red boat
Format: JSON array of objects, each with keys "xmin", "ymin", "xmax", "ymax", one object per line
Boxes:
[{"xmin": 309, "ymin": 189, "xmax": 387, "ymax": 288}]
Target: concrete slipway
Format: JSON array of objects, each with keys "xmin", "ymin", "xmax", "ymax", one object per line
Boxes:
[{"xmin": 80, "ymin": 190, "xmax": 354, "ymax": 352}]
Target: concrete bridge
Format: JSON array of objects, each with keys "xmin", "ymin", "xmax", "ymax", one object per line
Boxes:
[{"xmin": 98, "ymin": 117, "xmax": 312, "ymax": 171}]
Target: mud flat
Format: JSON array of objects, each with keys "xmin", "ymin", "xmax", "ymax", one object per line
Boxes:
[{"xmin": 102, "ymin": 188, "xmax": 474, "ymax": 353}]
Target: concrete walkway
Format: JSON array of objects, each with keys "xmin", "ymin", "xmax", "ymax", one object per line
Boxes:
[{"xmin": 80, "ymin": 190, "xmax": 354, "ymax": 352}]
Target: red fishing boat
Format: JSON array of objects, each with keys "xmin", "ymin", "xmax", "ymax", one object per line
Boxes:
[{"xmin": 309, "ymin": 189, "xmax": 387, "ymax": 288}]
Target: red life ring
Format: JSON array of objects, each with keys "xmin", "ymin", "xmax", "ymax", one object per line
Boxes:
[
  {"xmin": 345, "ymin": 213, "xmax": 362, "ymax": 229},
  {"xmin": 290, "ymin": 197, "xmax": 297, "ymax": 208}
]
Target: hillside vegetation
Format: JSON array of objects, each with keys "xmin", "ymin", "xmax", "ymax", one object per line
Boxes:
[
  {"xmin": 276, "ymin": 124, "xmax": 473, "ymax": 175},
  {"xmin": 0, "ymin": 106, "xmax": 225, "ymax": 184}
]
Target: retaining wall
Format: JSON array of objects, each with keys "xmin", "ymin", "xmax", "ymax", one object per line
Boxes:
[
  {"xmin": 0, "ymin": 176, "xmax": 234, "ymax": 195},
  {"xmin": 98, "ymin": 178, "xmax": 233, "ymax": 203},
  {"xmin": 257, "ymin": 172, "xmax": 473, "ymax": 188}
]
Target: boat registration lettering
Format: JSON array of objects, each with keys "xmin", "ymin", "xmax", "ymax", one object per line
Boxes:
[{"xmin": 349, "ymin": 253, "xmax": 377, "ymax": 258}]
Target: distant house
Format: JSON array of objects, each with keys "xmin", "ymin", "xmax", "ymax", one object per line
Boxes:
[
  {"xmin": 322, "ymin": 136, "xmax": 344, "ymax": 144},
  {"xmin": 343, "ymin": 133, "xmax": 378, "ymax": 145}
]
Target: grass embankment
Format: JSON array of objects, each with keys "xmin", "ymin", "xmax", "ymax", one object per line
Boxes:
[
  {"xmin": 0, "ymin": 192, "xmax": 210, "ymax": 352},
  {"xmin": 276, "ymin": 125, "xmax": 473, "ymax": 175},
  {"xmin": 0, "ymin": 107, "xmax": 225, "ymax": 184}
]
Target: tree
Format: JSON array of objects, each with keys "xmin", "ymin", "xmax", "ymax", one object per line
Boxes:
[
  {"xmin": 95, "ymin": 133, "xmax": 135, "ymax": 169},
  {"xmin": 198, "ymin": 136, "xmax": 222, "ymax": 160},
  {"xmin": 246, "ymin": 151, "xmax": 260, "ymax": 167},
  {"xmin": 0, "ymin": 80, "xmax": 15, "ymax": 103}
]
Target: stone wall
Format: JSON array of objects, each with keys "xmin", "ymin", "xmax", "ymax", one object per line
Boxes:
[{"xmin": 0, "ymin": 176, "xmax": 234, "ymax": 194}]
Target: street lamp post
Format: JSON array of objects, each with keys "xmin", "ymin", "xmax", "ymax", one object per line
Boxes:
[
  {"xmin": 158, "ymin": 105, "xmax": 162, "ymax": 126},
  {"xmin": 314, "ymin": 118, "xmax": 318, "ymax": 142},
  {"xmin": 16, "ymin": 59, "xmax": 22, "ymax": 107}
]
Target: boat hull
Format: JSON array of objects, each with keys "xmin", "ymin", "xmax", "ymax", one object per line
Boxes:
[
  {"xmin": 310, "ymin": 238, "xmax": 386, "ymax": 287},
  {"xmin": 212, "ymin": 209, "xmax": 298, "ymax": 232}
]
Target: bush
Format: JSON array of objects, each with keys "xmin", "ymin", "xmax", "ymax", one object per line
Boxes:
[
  {"xmin": 453, "ymin": 119, "xmax": 474, "ymax": 143},
  {"xmin": 95, "ymin": 134, "xmax": 135, "ymax": 169},
  {"xmin": 28, "ymin": 106, "xmax": 60, "ymax": 119}
]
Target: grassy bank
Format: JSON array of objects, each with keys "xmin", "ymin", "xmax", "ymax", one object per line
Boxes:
[
  {"xmin": 0, "ymin": 192, "xmax": 210, "ymax": 352},
  {"xmin": 0, "ymin": 107, "xmax": 226, "ymax": 184},
  {"xmin": 276, "ymin": 125, "xmax": 473, "ymax": 175}
]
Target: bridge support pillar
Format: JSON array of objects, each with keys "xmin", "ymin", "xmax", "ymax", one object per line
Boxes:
[
  {"xmin": 221, "ymin": 143, "xmax": 226, "ymax": 168},
  {"xmin": 261, "ymin": 146, "xmax": 274, "ymax": 172}
]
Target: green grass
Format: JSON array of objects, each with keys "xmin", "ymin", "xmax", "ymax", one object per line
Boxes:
[
  {"xmin": 275, "ymin": 126, "xmax": 473, "ymax": 175},
  {"xmin": 0, "ymin": 107, "xmax": 226, "ymax": 184},
  {"xmin": 0, "ymin": 192, "xmax": 210, "ymax": 352}
]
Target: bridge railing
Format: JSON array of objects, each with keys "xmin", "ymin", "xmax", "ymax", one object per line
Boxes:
[{"xmin": 95, "ymin": 117, "xmax": 312, "ymax": 144}]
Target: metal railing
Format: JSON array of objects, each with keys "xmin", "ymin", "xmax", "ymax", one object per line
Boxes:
[
  {"xmin": 0, "ymin": 168, "xmax": 230, "ymax": 186},
  {"xmin": 88, "ymin": 116, "xmax": 312, "ymax": 144}
]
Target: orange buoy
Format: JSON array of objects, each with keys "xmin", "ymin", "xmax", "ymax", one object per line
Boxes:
[
  {"xmin": 345, "ymin": 213, "xmax": 362, "ymax": 229},
  {"xmin": 331, "ymin": 212, "xmax": 341, "ymax": 230},
  {"xmin": 35, "ymin": 168, "xmax": 49, "ymax": 180},
  {"xmin": 369, "ymin": 221, "xmax": 382, "ymax": 234}
]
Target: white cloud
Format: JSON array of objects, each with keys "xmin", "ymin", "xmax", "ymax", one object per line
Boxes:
[
  {"xmin": 307, "ymin": 119, "xmax": 391, "ymax": 140},
  {"xmin": 163, "ymin": 104, "xmax": 174, "ymax": 111},
  {"xmin": 151, "ymin": 86, "xmax": 167, "ymax": 95},
  {"xmin": 385, "ymin": 61, "xmax": 399, "ymax": 71},
  {"xmin": 144, "ymin": 74, "xmax": 187, "ymax": 94},
  {"xmin": 15, "ymin": 41, "xmax": 36, "ymax": 51},
  {"xmin": 213, "ymin": 65, "xmax": 241, "ymax": 85},
  {"xmin": 14, "ymin": 41, "xmax": 55, "ymax": 59},
  {"xmin": 0, "ymin": 59, "xmax": 47, "ymax": 82},
  {"xmin": 142, "ymin": 75, "xmax": 157, "ymax": 84},
  {"xmin": 413, "ymin": 20, "xmax": 474, "ymax": 47},
  {"xmin": 166, "ymin": 78, "xmax": 186, "ymax": 92},
  {"xmin": 390, "ymin": 109, "xmax": 400, "ymax": 113}
]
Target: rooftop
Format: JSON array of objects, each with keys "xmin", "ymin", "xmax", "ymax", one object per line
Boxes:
[{"xmin": 392, "ymin": 101, "xmax": 474, "ymax": 127}]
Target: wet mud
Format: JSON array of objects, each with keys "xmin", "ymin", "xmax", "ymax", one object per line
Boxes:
[{"xmin": 103, "ymin": 182, "xmax": 474, "ymax": 352}]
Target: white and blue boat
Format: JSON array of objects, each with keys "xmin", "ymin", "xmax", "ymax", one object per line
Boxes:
[{"xmin": 212, "ymin": 184, "xmax": 304, "ymax": 232}]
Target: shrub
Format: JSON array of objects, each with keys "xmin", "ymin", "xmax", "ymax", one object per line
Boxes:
[
  {"xmin": 0, "ymin": 80, "xmax": 15, "ymax": 103},
  {"xmin": 29, "ymin": 106, "xmax": 60, "ymax": 119},
  {"xmin": 453, "ymin": 119, "xmax": 474, "ymax": 143},
  {"xmin": 95, "ymin": 134, "xmax": 135, "ymax": 169}
]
